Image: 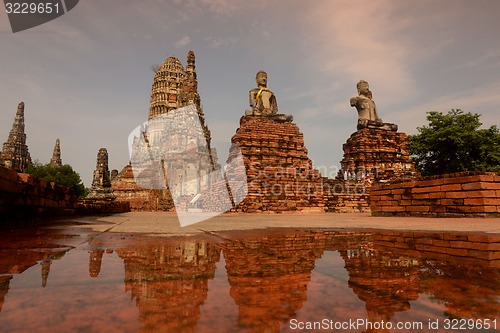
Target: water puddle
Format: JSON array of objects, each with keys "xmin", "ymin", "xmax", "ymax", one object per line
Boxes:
[{"xmin": 0, "ymin": 224, "xmax": 498, "ymax": 332}]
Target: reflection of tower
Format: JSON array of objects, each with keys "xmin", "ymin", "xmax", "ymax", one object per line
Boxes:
[
  {"xmin": 222, "ymin": 230, "xmax": 326, "ymax": 332},
  {"xmin": 0, "ymin": 240, "xmax": 68, "ymax": 313},
  {"xmin": 0, "ymin": 276, "xmax": 13, "ymax": 312},
  {"xmin": 89, "ymin": 249, "xmax": 104, "ymax": 278},
  {"xmin": 0, "ymin": 102, "xmax": 32, "ymax": 172},
  {"xmin": 41, "ymin": 259, "xmax": 52, "ymax": 288},
  {"xmin": 116, "ymin": 237, "xmax": 221, "ymax": 332},
  {"xmin": 341, "ymin": 246, "xmax": 420, "ymax": 333}
]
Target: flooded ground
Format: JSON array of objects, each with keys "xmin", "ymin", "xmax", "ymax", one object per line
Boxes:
[{"xmin": 0, "ymin": 219, "xmax": 498, "ymax": 332}]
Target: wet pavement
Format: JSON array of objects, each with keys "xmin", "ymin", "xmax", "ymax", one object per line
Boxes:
[{"xmin": 0, "ymin": 213, "xmax": 499, "ymax": 332}]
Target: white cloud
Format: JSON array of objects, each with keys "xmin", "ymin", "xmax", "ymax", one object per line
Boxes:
[
  {"xmin": 175, "ymin": 35, "xmax": 191, "ymax": 48},
  {"xmin": 396, "ymin": 82, "xmax": 500, "ymax": 135},
  {"xmin": 205, "ymin": 36, "xmax": 239, "ymax": 48},
  {"xmin": 301, "ymin": 1, "xmax": 417, "ymax": 106}
]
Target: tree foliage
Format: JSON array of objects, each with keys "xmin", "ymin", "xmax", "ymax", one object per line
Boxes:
[
  {"xmin": 408, "ymin": 109, "xmax": 500, "ymax": 176},
  {"xmin": 24, "ymin": 162, "xmax": 87, "ymax": 198}
]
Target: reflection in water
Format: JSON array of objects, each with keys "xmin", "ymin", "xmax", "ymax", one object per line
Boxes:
[
  {"xmin": 221, "ymin": 230, "xmax": 326, "ymax": 332},
  {"xmin": 116, "ymin": 237, "xmax": 221, "ymax": 332},
  {"xmin": 0, "ymin": 225, "xmax": 498, "ymax": 332}
]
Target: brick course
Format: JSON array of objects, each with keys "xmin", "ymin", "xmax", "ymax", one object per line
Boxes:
[
  {"xmin": 371, "ymin": 171, "xmax": 500, "ymax": 217},
  {"xmin": 1, "ymin": 165, "xmax": 129, "ymax": 228}
]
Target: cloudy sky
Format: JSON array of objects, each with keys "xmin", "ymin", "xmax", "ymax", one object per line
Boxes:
[{"xmin": 1, "ymin": 0, "xmax": 500, "ymax": 186}]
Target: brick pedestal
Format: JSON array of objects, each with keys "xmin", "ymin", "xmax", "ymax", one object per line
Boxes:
[
  {"xmin": 339, "ymin": 128, "xmax": 417, "ymax": 181},
  {"xmin": 229, "ymin": 116, "xmax": 326, "ymax": 212}
]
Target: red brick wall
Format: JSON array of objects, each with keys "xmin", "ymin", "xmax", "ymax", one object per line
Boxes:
[
  {"xmin": 0, "ymin": 165, "xmax": 78, "ymax": 226},
  {"xmin": 1, "ymin": 165, "xmax": 129, "ymax": 227},
  {"xmin": 77, "ymin": 199, "xmax": 130, "ymax": 215},
  {"xmin": 371, "ymin": 172, "xmax": 500, "ymax": 217}
]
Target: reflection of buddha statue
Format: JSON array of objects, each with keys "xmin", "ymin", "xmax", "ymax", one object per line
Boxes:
[
  {"xmin": 350, "ymin": 80, "xmax": 397, "ymax": 131},
  {"xmin": 245, "ymin": 70, "xmax": 293, "ymax": 122}
]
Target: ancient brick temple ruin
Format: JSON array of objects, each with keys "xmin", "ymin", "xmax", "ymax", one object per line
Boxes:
[
  {"xmin": 228, "ymin": 116, "xmax": 326, "ymax": 212},
  {"xmin": 0, "ymin": 102, "xmax": 32, "ymax": 172},
  {"xmin": 320, "ymin": 81, "xmax": 418, "ymax": 212},
  {"xmin": 223, "ymin": 77, "xmax": 417, "ymax": 213},
  {"xmin": 338, "ymin": 129, "xmax": 416, "ymax": 182},
  {"xmin": 87, "ymin": 148, "xmax": 115, "ymax": 200},
  {"xmin": 341, "ymin": 80, "xmax": 417, "ymax": 182},
  {"xmin": 112, "ymin": 51, "xmax": 218, "ymax": 211},
  {"xmin": 112, "ymin": 55, "xmax": 416, "ymax": 214}
]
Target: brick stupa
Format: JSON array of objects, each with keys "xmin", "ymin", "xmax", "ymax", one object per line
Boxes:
[
  {"xmin": 340, "ymin": 80, "xmax": 417, "ymax": 182},
  {"xmin": 87, "ymin": 148, "xmax": 115, "ymax": 200},
  {"xmin": 339, "ymin": 128, "xmax": 416, "ymax": 182},
  {"xmin": 229, "ymin": 116, "xmax": 327, "ymax": 212},
  {"xmin": 50, "ymin": 138, "xmax": 62, "ymax": 167},
  {"xmin": 0, "ymin": 102, "xmax": 32, "ymax": 172}
]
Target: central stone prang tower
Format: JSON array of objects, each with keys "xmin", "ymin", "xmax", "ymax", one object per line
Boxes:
[
  {"xmin": 0, "ymin": 102, "xmax": 32, "ymax": 172},
  {"xmin": 145, "ymin": 50, "xmax": 215, "ymax": 167},
  {"xmin": 87, "ymin": 148, "xmax": 115, "ymax": 200},
  {"xmin": 113, "ymin": 51, "xmax": 219, "ymax": 211}
]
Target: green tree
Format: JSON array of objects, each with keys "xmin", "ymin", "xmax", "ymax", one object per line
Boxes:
[
  {"xmin": 24, "ymin": 162, "xmax": 87, "ymax": 198},
  {"xmin": 408, "ymin": 109, "xmax": 500, "ymax": 176}
]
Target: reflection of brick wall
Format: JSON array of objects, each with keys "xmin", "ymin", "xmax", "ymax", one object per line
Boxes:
[
  {"xmin": 371, "ymin": 231, "xmax": 500, "ymax": 319},
  {"xmin": 372, "ymin": 231, "xmax": 500, "ymax": 266},
  {"xmin": 371, "ymin": 172, "xmax": 500, "ymax": 217}
]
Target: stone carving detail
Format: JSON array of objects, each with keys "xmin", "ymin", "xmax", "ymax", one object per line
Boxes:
[
  {"xmin": 87, "ymin": 148, "xmax": 115, "ymax": 200},
  {"xmin": 350, "ymin": 80, "xmax": 397, "ymax": 131},
  {"xmin": 245, "ymin": 70, "xmax": 293, "ymax": 122},
  {"xmin": 0, "ymin": 102, "xmax": 32, "ymax": 172},
  {"xmin": 50, "ymin": 138, "xmax": 62, "ymax": 167}
]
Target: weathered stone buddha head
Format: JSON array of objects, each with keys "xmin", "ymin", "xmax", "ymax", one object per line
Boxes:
[
  {"xmin": 256, "ymin": 70, "xmax": 268, "ymax": 87},
  {"xmin": 356, "ymin": 80, "xmax": 369, "ymax": 95}
]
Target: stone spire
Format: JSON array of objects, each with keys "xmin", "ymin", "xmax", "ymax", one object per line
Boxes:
[
  {"xmin": 184, "ymin": 50, "xmax": 200, "ymax": 108},
  {"xmin": 148, "ymin": 55, "xmax": 186, "ymax": 120},
  {"xmin": 0, "ymin": 102, "xmax": 32, "ymax": 172},
  {"xmin": 145, "ymin": 51, "xmax": 215, "ymax": 168},
  {"xmin": 50, "ymin": 138, "xmax": 62, "ymax": 167},
  {"xmin": 87, "ymin": 148, "xmax": 115, "ymax": 200}
]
